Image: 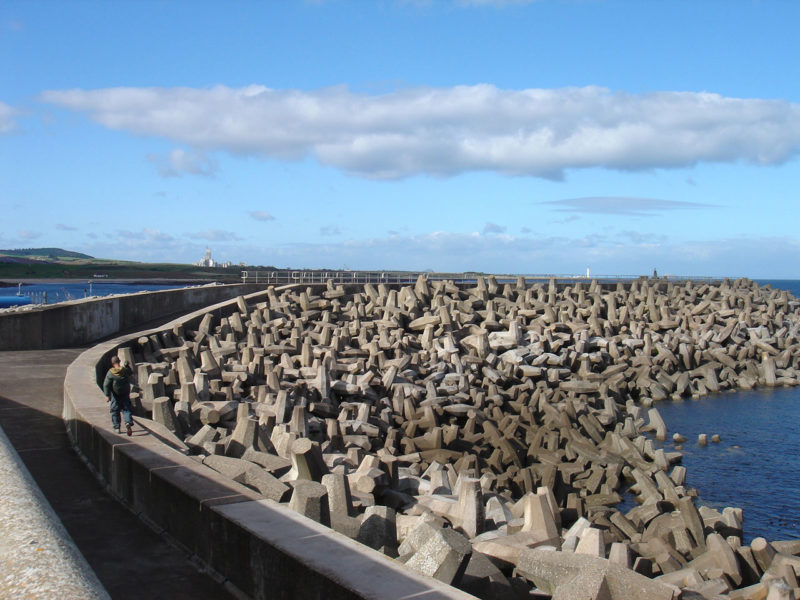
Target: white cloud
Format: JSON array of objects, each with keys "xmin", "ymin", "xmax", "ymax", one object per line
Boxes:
[
  {"xmin": 78, "ymin": 228, "xmax": 186, "ymax": 261},
  {"xmin": 546, "ymin": 196, "xmax": 714, "ymax": 216},
  {"xmin": 41, "ymin": 85, "xmax": 800, "ymax": 180},
  {"xmin": 269, "ymin": 230, "xmax": 594, "ymax": 273},
  {"xmin": 0, "ymin": 101, "xmax": 19, "ymax": 134},
  {"xmin": 56, "ymin": 223, "xmax": 77, "ymax": 231},
  {"xmin": 146, "ymin": 148, "xmax": 217, "ymax": 177},
  {"xmin": 66, "ymin": 227, "xmax": 800, "ymax": 278},
  {"xmin": 249, "ymin": 210, "xmax": 276, "ymax": 222},
  {"xmin": 244, "ymin": 231, "xmax": 797, "ymax": 278},
  {"xmin": 185, "ymin": 229, "xmax": 243, "ymax": 242}
]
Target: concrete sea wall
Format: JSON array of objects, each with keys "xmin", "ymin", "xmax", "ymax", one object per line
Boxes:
[{"xmin": 0, "ymin": 283, "xmax": 261, "ymax": 350}]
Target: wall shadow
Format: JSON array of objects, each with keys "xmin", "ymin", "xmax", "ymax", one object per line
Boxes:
[{"xmin": 0, "ymin": 393, "xmax": 236, "ymax": 600}]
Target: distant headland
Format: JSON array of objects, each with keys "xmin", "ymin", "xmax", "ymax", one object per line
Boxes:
[{"xmin": 0, "ymin": 247, "xmax": 250, "ymax": 283}]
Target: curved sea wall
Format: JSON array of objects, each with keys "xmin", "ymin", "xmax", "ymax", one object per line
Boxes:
[
  {"xmin": 63, "ymin": 288, "xmax": 472, "ymax": 600},
  {"xmin": 0, "ymin": 283, "xmax": 260, "ymax": 350},
  {"xmin": 67, "ymin": 277, "xmax": 800, "ymax": 599}
]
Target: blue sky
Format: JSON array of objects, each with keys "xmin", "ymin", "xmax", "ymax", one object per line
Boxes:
[{"xmin": 2, "ymin": 0, "xmax": 800, "ymax": 277}]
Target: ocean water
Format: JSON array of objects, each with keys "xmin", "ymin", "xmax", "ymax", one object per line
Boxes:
[
  {"xmin": 654, "ymin": 389, "xmax": 800, "ymax": 543},
  {"xmin": 647, "ymin": 279, "xmax": 800, "ymax": 543},
  {"xmin": 0, "ymin": 282, "xmax": 196, "ymax": 305},
  {"xmin": 755, "ymin": 278, "xmax": 800, "ymax": 298}
]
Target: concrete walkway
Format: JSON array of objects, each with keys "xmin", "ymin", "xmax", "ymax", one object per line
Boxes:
[{"xmin": 0, "ymin": 348, "xmax": 235, "ymax": 600}]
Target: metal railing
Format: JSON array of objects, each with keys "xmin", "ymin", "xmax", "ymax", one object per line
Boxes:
[
  {"xmin": 241, "ymin": 271, "xmax": 428, "ymax": 286},
  {"xmin": 241, "ymin": 270, "xmax": 721, "ymax": 286}
]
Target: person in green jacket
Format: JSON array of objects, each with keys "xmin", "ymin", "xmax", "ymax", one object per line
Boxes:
[{"xmin": 103, "ymin": 355, "xmax": 134, "ymax": 436}]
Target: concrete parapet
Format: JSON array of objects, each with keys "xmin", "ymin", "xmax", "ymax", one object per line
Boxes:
[
  {"xmin": 0, "ymin": 423, "xmax": 110, "ymax": 600},
  {"xmin": 0, "ymin": 283, "xmax": 261, "ymax": 350},
  {"xmin": 63, "ymin": 289, "xmax": 474, "ymax": 600}
]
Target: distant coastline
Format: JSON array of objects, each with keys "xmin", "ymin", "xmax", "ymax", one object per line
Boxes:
[{"xmin": 0, "ymin": 278, "xmax": 218, "ymax": 286}]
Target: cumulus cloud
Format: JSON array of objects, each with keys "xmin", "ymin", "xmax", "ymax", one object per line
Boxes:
[
  {"xmin": 146, "ymin": 148, "xmax": 217, "ymax": 177},
  {"xmin": 249, "ymin": 210, "xmax": 276, "ymax": 222},
  {"xmin": 67, "ymin": 226, "xmax": 800, "ymax": 278},
  {"xmin": 78, "ymin": 229, "xmax": 194, "ymax": 262},
  {"xmin": 268, "ymin": 231, "xmax": 590, "ymax": 273},
  {"xmin": 56, "ymin": 223, "xmax": 77, "ymax": 231},
  {"xmin": 483, "ymin": 222, "xmax": 507, "ymax": 234},
  {"xmin": 185, "ymin": 229, "xmax": 242, "ymax": 242},
  {"xmin": 0, "ymin": 101, "xmax": 19, "ymax": 134},
  {"xmin": 546, "ymin": 196, "xmax": 713, "ymax": 216},
  {"xmin": 41, "ymin": 85, "xmax": 800, "ymax": 180},
  {"xmin": 76, "ymin": 227, "xmax": 216, "ymax": 263}
]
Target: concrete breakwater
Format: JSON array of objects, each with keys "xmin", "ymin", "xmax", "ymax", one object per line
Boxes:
[
  {"xmin": 106, "ymin": 276, "xmax": 800, "ymax": 599},
  {"xmin": 0, "ymin": 282, "xmax": 261, "ymax": 350}
]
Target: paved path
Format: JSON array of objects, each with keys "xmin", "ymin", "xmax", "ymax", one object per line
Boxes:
[{"xmin": 0, "ymin": 348, "xmax": 235, "ymax": 600}]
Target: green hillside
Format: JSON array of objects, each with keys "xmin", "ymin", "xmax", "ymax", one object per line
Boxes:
[
  {"xmin": 0, "ymin": 260, "xmax": 247, "ymax": 281},
  {"xmin": 0, "ymin": 248, "xmax": 253, "ymax": 281},
  {"xmin": 0, "ymin": 247, "xmax": 95, "ymax": 260}
]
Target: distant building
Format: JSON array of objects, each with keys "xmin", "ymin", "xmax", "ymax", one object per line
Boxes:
[
  {"xmin": 196, "ymin": 247, "xmax": 216, "ymax": 267},
  {"xmin": 195, "ymin": 247, "xmax": 232, "ymax": 268}
]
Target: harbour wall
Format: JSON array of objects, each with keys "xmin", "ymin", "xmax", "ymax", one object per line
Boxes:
[{"xmin": 0, "ymin": 283, "xmax": 262, "ymax": 351}]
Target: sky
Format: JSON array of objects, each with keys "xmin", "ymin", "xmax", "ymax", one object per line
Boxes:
[{"xmin": 2, "ymin": 0, "xmax": 800, "ymax": 278}]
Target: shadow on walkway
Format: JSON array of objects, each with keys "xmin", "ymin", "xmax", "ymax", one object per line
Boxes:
[{"xmin": 0, "ymin": 344, "xmax": 235, "ymax": 600}]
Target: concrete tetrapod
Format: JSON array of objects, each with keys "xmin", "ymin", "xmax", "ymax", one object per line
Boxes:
[
  {"xmin": 515, "ymin": 547, "xmax": 674, "ymax": 600},
  {"xmin": 87, "ymin": 277, "xmax": 800, "ymax": 600},
  {"xmin": 399, "ymin": 520, "xmax": 472, "ymax": 585}
]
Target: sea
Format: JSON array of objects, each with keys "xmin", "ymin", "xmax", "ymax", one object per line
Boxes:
[
  {"xmin": 2, "ymin": 277, "xmax": 799, "ymax": 542},
  {"xmin": 648, "ymin": 278, "xmax": 800, "ymax": 543},
  {"xmin": 0, "ymin": 281, "xmax": 197, "ymax": 305}
]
